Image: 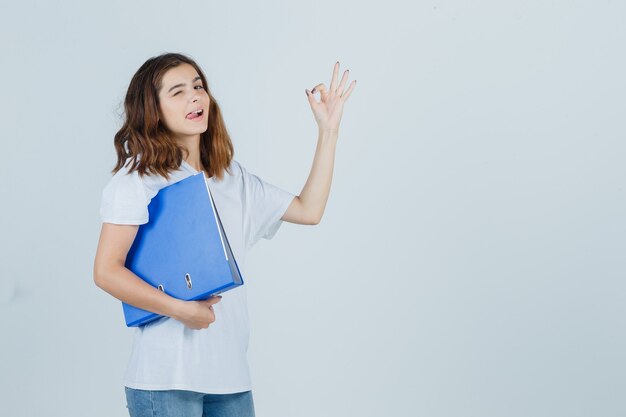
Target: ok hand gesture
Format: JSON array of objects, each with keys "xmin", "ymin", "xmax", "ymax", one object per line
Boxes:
[{"xmin": 306, "ymin": 61, "xmax": 356, "ymax": 133}]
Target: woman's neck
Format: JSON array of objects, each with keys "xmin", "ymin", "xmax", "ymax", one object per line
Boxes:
[
  {"xmin": 184, "ymin": 154, "xmax": 203, "ymax": 172},
  {"xmin": 176, "ymin": 135, "xmax": 203, "ymax": 172}
]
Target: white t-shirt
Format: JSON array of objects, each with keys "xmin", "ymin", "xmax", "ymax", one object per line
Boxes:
[{"xmin": 99, "ymin": 158, "xmax": 295, "ymax": 394}]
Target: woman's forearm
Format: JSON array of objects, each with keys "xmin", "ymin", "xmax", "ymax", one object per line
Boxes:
[
  {"xmin": 94, "ymin": 265, "xmax": 184, "ymax": 320},
  {"xmin": 297, "ymin": 129, "xmax": 339, "ymax": 224}
]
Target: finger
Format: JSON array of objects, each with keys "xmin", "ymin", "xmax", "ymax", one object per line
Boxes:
[
  {"xmin": 341, "ymin": 80, "xmax": 357, "ymax": 101},
  {"xmin": 203, "ymin": 295, "xmax": 222, "ymax": 306},
  {"xmin": 329, "ymin": 61, "xmax": 340, "ymax": 93},
  {"xmin": 337, "ymin": 69, "xmax": 349, "ymax": 95},
  {"xmin": 305, "ymin": 89, "xmax": 317, "ymax": 106},
  {"xmin": 311, "ymin": 83, "xmax": 329, "ymax": 101}
]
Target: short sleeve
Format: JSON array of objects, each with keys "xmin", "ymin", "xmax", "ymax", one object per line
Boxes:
[
  {"xmin": 99, "ymin": 165, "xmax": 150, "ymax": 225},
  {"xmin": 240, "ymin": 164, "xmax": 295, "ymax": 249}
]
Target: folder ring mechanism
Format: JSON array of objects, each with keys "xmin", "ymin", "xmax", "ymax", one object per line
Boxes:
[{"xmin": 156, "ymin": 273, "xmax": 193, "ymax": 294}]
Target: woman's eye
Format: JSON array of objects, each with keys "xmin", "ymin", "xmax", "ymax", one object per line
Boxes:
[{"xmin": 173, "ymin": 86, "xmax": 202, "ymax": 96}]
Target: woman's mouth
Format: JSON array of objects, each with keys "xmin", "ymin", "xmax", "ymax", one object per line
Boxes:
[{"xmin": 186, "ymin": 109, "xmax": 204, "ymax": 121}]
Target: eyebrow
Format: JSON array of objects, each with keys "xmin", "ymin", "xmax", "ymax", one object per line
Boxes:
[{"xmin": 167, "ymin": 76, "xmax": 202, "ymax": 93}]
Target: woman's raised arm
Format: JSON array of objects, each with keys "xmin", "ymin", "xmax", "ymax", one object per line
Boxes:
[{"xmin": 282, "ymin": 61, "xmax": 356, "ymax": 225}]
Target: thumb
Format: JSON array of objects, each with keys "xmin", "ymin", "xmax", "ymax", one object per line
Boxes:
[
  {"xmin": 305, "ymin": 89, "xmax": 317, "ymax": 107},
  {"xmin": 202, "ymin": 295, "xmax": 222, "ymax": 307}
]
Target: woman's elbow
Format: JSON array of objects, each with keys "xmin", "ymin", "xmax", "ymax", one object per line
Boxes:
[
  {"xmin": 93, "ymin": 265, "xmax": 105, "ymax": 288},
  {"xmin": 93, "ymin": 262, "xmax": 112, "ymax": 289},
  {"xmin": 309, "ymin": 213, "xmax": 322, "ymax": 225}
]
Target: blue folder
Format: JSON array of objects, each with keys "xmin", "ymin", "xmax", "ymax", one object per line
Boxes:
[{"xmin": 122, "ymin": 172, "xmax": 243, "ymax": 327}]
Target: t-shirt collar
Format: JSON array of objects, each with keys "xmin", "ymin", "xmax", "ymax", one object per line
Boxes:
[{"xmin": 181, "ymin": 159, "xmax": 213, "ymax": 181}]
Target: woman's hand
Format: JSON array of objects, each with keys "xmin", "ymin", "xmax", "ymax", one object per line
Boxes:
[
  {"xmin": 306, "ymin": 61, "xmax": 356, "ymax": 133},
  {"xmin": 172, "ymin": 295, "xmax": 222, "ymax": 329}
]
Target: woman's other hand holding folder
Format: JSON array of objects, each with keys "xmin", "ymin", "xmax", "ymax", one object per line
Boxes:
[{"xmin": 171, "ymin": 296, "xmax": 222, "ymax": 329}]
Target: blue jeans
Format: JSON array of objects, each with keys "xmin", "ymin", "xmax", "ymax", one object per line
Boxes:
[{"xmin": 124, "ymin": 387, "xmax": 255, "ymax": 417}]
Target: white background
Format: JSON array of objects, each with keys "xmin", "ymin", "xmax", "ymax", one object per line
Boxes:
[{"xmin": 0, "ymin": 1, "xmax": 624, "ymax": 416}]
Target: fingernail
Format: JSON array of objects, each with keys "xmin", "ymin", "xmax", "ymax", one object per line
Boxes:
[
  {"xmin": 305, "ymin": 89, "xmax": 308, "ymax": 96},
  {"xmin": 311, "ymin": 88, "xmax": 316, "ymax": 94}
]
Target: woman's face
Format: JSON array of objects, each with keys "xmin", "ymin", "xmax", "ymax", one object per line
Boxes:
[{"xmin": 157, "ymin": 63, "xmax": 210, "ymax": 142}]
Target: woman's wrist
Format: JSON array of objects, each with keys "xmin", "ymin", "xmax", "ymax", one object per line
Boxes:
[
  {"xmin": 167, "ymin": 298, "xmax": 187, "ymax": 320},
  {"xmin": 319, "ymin": 127, "xmax": 339, "ymax": 136},
  {"xmin": 317, "ymin": 129, "xmax": 339, "ymax": 146}
]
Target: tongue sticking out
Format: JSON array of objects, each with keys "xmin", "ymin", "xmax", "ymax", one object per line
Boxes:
[{"xmin": 186, "ymin": 112, "xmax": 200, "ymax": 120}]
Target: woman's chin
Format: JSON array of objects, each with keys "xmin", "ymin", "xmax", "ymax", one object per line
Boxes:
[{"xmin": 180, "ymin": 126, "xmax": 209, "ymax": 136}]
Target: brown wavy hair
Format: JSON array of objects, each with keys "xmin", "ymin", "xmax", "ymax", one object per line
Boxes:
[{"xmin": 112, "ymin": 52, "xmax": 233, "ymax": 180}]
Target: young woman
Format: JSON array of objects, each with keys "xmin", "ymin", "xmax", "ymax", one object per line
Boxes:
[{"xmin": 93, "ymin": 52, "xmax": 356, "ymax": 416}]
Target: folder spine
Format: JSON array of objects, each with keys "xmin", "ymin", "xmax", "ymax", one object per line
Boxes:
[{"xmin": 204, "ymin": 175, "xmax": 229, "ymax": 261}]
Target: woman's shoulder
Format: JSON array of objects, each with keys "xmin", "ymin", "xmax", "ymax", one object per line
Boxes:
[
  {"xmin": 101, "ymin": 157, "xmax": 171, "ymax": 202},
  {"xmin": 100, "ymin": 157, "xmax": 196, "ymax": 224},
  {"xmin": 103, "ymin": 158, "xmax": 146, "ymax": 192},
  {"xmin": 216, "ymin": 159, "xmax": 245, "ymax": 182},
  {"xmin": 227, "ymin": 159, "xmax": 244, "ymax": 175},
  {"xmin": 221, "ymin": 159, "xmax": 271, "ymax": 187},
  {"xmin": 100, "ymin": 158, "xmax": 151, "ymax": 224},
  {"xmin": 106, "ymin": 156, "xmax": 192, "ymax": 188},
  {"xmin": 227, "ymin": 159, "xmax": 266, "ymax": 180},
  {"xmin": 102, "ymin": 158, "xmax": 147, "ymax": 200}
]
